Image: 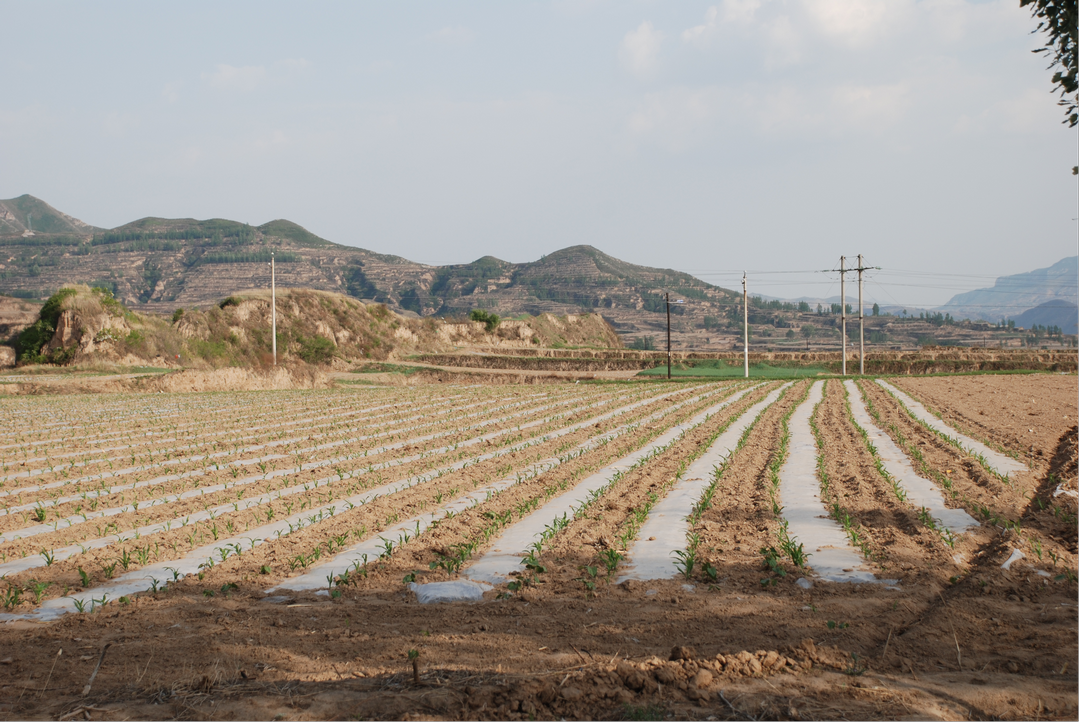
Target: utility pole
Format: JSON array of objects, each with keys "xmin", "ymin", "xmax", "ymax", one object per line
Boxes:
[
  {"xmin": 839, "ymin": 256, "xmax": 846, "ymax": 376},
  {"xmin": 665, "ymin": 293, "xmax": 685, "ymax": 379},
  {"xmin": 858, "ymin": 253, "xmax": 865, "ymax": 375},
  {"xmin": 271, "ymin": 252, "xmax": 277, "ymax": 366},
  {"xmin": 742, "ymin": 273, "xmax": 749, "ymax": 379},
  {"xmin": 666, "ymin": 291, "xmax": 672, "ymax": 380}
]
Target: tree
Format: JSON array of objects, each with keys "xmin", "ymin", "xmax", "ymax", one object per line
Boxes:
[
  {"xmin": 1021, "ymin": 0, "xmax": 1078, "ymax": 171},
  {"xmin": 469, "ymin": 309, "xmax": 500, "ymax": 332},
  {"xmin": 801, "ymin": 324, "xmax": 816, "ymax": 340},
  {"xmin": 872, "ymin": 302, "xmax": 880, "ymax": 316}
]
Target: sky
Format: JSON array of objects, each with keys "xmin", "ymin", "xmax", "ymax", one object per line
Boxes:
[{"xmin": 1, "ymin": 0, "xmax": 1076, "ymax": 308}]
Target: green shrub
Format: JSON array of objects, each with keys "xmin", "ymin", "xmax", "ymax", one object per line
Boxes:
[
  {"xmin": 297, "ymin": 335, "xmax": 336, "ymax": 364},
  {"xmin": 172, "ymin": 308, "xmax": 184, "ymax": 323},
  {"xmin": 218, "ymin": 296, "xmax": 241, "ymax": 309},
  {"xmin": 16, "ymin": 287, "xmax": 78, "ymax": 364},
  {"xmin": 469, "ymin": 309, "xmax": 500, "ymax": 332},
  {"xmin": 189, "ymin": 338, "xmax": 230, "ymax": 361}
]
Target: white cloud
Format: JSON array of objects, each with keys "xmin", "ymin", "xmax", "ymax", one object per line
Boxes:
[
  {"xmin": 802, "ymin": 0, "xmax": 914, "ymax": 48},
  {"xmin": 682, "ymin": 6, "xmax": 720, "ymax": 45},
  {"xmin": 619, "ymin": 21, "xmax": 663, "ymax": 79},
  {"xmin": 428, "ymin": 25, "xmax": 475, "ymax": 46},
  {"xmin": 683, "ymin": 0, "xmax": 763, "ymax": 45},
  {"xmin": 204, "ymin": 64, "xmax": 268, "ymax": 92}
]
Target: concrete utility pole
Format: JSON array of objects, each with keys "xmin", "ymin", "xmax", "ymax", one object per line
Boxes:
[
  {"xmin": 271, "ymin": 253, "xmax": 277, "ymax": 366},
  {"xmin": 840, "ymin": 256, "xmax": 846, "ymax": 376},
  {"xmin": 666, "ymin": 291, "xmax": 672, "ymax": 380},
  {"xmin": 858, "ymin": 253, "xmax": 865, "ymax": 375},
  {"xmin": 742, "ymin": 273, "xmax": 749, "ymax": 379}
]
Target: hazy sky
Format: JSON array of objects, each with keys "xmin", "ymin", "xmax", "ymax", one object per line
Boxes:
[{"xmin": 2, "ymin": 0, "xmax": 1076, "ymax": 307}]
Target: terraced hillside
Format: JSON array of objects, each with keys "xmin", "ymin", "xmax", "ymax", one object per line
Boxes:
[
  {"xmin": 1, "ymin": 285, "xmax": 621, "ymax": 371},
  {"xmin": 2, "ymin": 195, "xmax": 1071, "ymax": 352}
]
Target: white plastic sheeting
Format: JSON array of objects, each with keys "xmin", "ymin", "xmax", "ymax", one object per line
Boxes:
[
  {"xmin": 779, "ymin": 382, "xmax": 892, "ymax": 584},
  {"xmin": 617, "ymin": 383, "xmax": 790, "ymax": 582},
  {"xmin": 876, "ymin": 380, "xmax": 1027, "ymax": 478},
  {"xmin": 846, "ymin": 381, "xmax": 978, "ymax": 534}
]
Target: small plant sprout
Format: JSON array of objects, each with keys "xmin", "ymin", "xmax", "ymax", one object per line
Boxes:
[
  {"xmin": 78, "ymin": 568, "xmax": 91, "ymax": 587},
  {"xmin": 408, "ymin": 649, "xmax": 420, "ymax": 685},
  {"xmin": 672, "ymin": 549, "xmax": 696, "ymax": 580}
]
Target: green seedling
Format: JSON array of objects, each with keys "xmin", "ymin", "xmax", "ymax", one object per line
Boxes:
[
  {"xmin": 672, "ymin": 549, "xmax": 696, "ymax": 580},
  {"xmin": 600, "ymin": 548, "xmax": 623, "ymax": 575},
  {"xmin": 760, "ymin": 546, "xmax": 787, "ymax": 586},
  {"xmin": 826, "ymin": 620, "xmax": 849, "ymax": 630},
  {"xmin": 408, "ymin": 649, "xmax": 420, "ymax": 685},
  {"xmin": 78, "ymin": 568, "xmax": 91, "ymax": 587},
  {"xmin": 28, "ymin": 579, "xmax": 52, "ymax": 603}
]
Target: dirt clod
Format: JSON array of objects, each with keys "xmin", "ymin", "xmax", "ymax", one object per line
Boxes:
[{"xmin": 669, "ymin": 645, "xmax": 696, "ymax": 661}]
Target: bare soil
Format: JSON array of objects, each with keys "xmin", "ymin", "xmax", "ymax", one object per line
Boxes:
[{"xmin": 0, "ymin": 375, "xmax": 1076, "ymax": 721}]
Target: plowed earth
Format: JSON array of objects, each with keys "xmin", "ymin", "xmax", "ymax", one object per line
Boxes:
[{"xmin": 0, "ymin": 375, "xmax": 1076, "ymax": 721}]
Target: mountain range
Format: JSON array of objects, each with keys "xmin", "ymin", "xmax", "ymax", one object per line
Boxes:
[
  {"xmin": 938, "ymin": 256, "xmax": 1078, "ymax": 325},
  {"xmin": 1, "ymin": 194, "xmax": 1074, "ymax": 344},
  {"xmin": 0, "ymin": 195, "xmax": 741, "ymax": 342}
]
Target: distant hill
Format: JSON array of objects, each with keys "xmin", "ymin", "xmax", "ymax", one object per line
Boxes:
[
  {"xmin": 0, "ymin": 195, "xmax": 740, "ymax": 344},
  {"xmin": 2, "ymin": 195, "xmax": 1073, "ymax": 351},
  {"xmin": 1011, "ymin": 299, "xmax": 1079, "ymax": 335},
  {"xmin": 937, "ymin": 256, "xmax": 1078, "ymax": 323},
  {"xmin": 0, "ymin": 195, "xmax": 101, "ymax": 236}
]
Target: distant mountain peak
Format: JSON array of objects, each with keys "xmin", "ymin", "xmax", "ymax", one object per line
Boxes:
[
  {"xmin": 938, "ymin": 256, "xmax": 1078, "ymax": 323},
  {"xmin": 0, "ymin": 194, "xmax": 101, "ymax": 235}
]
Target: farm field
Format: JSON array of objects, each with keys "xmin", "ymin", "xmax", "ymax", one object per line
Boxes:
[{"xmin": 0, "ymin": 375, "xmax": 1076, "ymax": 721}]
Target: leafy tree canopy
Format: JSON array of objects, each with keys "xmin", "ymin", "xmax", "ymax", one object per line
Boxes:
[{"xmin": 1021, "ymin": 0, "xmax": 1078, "ymax": 171}]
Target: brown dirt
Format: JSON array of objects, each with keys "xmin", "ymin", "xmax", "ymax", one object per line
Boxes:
[
  {"xmin": 815, "ymin": 380, "xmax": 964, "ymax": 585},
  {"xmin": 0, "ymin": 377, "xmax": 1076, "ymax": 721},
  {"xmin": 891, "ymin": 373, "xmax": 1078, "ymax": 468}
]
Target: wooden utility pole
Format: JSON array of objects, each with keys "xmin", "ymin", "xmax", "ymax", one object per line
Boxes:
[{"xmin": 840, "ymin": 256, "xmax": 846, "ymax": 376}]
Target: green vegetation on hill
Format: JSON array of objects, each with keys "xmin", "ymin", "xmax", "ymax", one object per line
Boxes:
[{"xmin": 256, "ymin": 219, "xmax": 333, "ymax": 248}]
